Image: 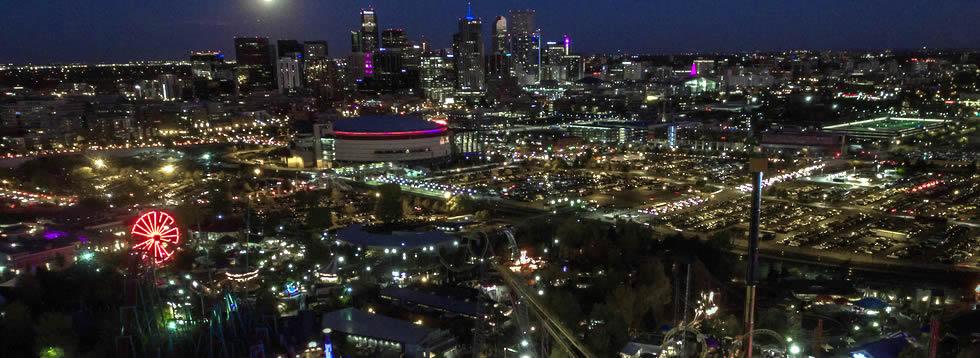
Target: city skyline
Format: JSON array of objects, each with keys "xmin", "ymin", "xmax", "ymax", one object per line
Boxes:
[
  {"xmin": 0, "ymin": 2, "xmax": 979, "ymax": 358},
  {"xmin": 2, "ymin": 0, "xmax": 979, "ymax": 64}
]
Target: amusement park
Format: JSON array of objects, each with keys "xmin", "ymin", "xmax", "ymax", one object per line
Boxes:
[{"xmin": 3, "ymin": 2, "xmax": 980, "ymax": 356}]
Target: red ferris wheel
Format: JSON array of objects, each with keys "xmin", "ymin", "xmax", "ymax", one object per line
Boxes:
[{"xmin": 131, "ymin": 211, "xmax": 180, "ymax": 264}]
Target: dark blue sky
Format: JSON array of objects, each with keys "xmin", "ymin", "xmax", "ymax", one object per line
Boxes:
[{"xmin": 1, "ymin": 0, "xmax": 977, "ymax": 64}]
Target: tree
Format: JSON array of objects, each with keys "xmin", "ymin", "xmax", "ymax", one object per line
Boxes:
[
  {"xmin": 374, "ymin": 184, "xmax": 403, "ymax": 223},
  {"xmin": 474, "ymin": 210, "xmax": 490, "ymax": 222},
  {"xmin": 330, "ymin": 188, "xmax": 345, "ymax": 205},
  {"xmin": 898, "ymin": 344, "xmax": 926, "ymax": 358},
  {"xmin": 306, "ymin": 206, "xmax": 333, "ymax": 231},
  {"xmin": 547, "ymin": 289, "xmax": 583, "ymax": 328},
  {"xmin": 254, "ymin": 289, "xmax": 279, "ymax": 315},
  {"xmin": 0, "ymin": 302, "xmax": 34, "ymax": 356},
  {"xmin": 296, "ymin": 190, "xmax": 322, "ymax": 209},
  {"xmin": 401, "ymin": 199, "xmax": 414, "ymax": 219},
  {"xmin": 446, "ymin": 195, "xmax": 475, "ymax": 215},
  {"xmin": 34, "ymin": 312, "xmax": 77, "ymax": 357}
]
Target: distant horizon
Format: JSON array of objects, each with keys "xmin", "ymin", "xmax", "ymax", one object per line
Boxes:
[
  {"xmin": 2, "ymin": 0, "xmax": 978, "ymax": 64},
  {"xmin": 3, "ymin": 46, "xmax": 978, "ymax": 66}
]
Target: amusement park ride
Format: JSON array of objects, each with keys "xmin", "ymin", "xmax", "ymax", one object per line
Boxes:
[
  {"xmin": 116, "ymin": 210, "xmax": 273, "ymax": 358},
  {"xmin": 444, "ymin": 227, "xmax": 595, "ymax": 358},
  {"xmin": 130, "ymin": 211, "xmax": 180, "ymax": 265}
]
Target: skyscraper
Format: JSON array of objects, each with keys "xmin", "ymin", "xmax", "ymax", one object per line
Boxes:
[
  {"xmin": 190, "ymin": 51, "xmax": 237, "ymax": 100},
  {"xmin": 541, "ymin": 41, "xmax": 567, "ymax": 82},
  {"xmin": 377, "ymin": 29, "xmax": 412, "ymax": 92},
  {"xmin": 276, "ymin": 39, "xmax": 303, "ymax": 58},
  {"xmin": 235, "ymin": 37, "xmax": 272, "ymax": 66},
  {"xmin": 508, "ymin": 9, "xmax": 535, "ymax": 34},
  {"xmin": 303, "ymin": 41, "xmax": 328, "ymax": 59},
  {"xmin": 508, "ymin": 9, "xmax": 539, "ymax": 85},
  {"xmin": 277, "ymin": 53, "xmax": 302, "ymax": 94},
  {"xmin": 234, "ymin": 37, "xmax": 275, "ymax": 91},
  {"xmin": 381, "ymin": 29, "xmax": 407, "ymax": 50},
  {"xmin": 157, "ymin": 74, "xmax": 179, "ymax": 101},
  {"xmin": 302, "ymin": 41, "xmax": 335, "ymax": 99},
  {"xmin": 190, "ymin": 51, "xmax": 224, "ymax": 79},
  {"xmin": 420, "ymin": 50, "xmax": 455, "ymax": 103},
  {"xmin": 350, "ymin": 31, "xmax": 363, "ymax": 53},
  {"xmin": 360, "ymin": 8, "xmax": 379, "ymax": 54},
  {"xmin": 487, "ymin": 16, "xmax": 513, "ymax": 94},
  {"xmin": 492, "ymin": 16, "xmax": 508, "ymax": 55},
  {"xmin": 452, "ymin": 4, "xmax": 485, "ymax": 92}
]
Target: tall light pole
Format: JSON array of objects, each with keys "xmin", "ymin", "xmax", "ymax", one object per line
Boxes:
[{"xmin": 744, "ymin": 157, "xmax": 766, "ymax": 357}]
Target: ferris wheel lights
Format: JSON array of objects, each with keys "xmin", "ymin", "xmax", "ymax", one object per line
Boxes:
[{"xmin": 131, "ymin": 211, "xmax": 180, "ymax": 264}]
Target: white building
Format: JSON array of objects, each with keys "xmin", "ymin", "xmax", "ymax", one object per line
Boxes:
[{"xmin": 277, "ymin": 55, "xmax": 302, "ymax": 94}]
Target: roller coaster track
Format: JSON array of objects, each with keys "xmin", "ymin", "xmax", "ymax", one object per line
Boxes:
[{"xmin": 493, "ymin": 263, "xmax": 596, "ymax": 358}]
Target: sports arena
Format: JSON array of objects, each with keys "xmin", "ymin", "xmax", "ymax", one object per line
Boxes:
[
  {"xmin": 314, "ymin": 115, "xmax": 451, "ymax": 163},
  {"xmin": 823, "ymin": 117, "xmax": 947, "ymax": 140}
]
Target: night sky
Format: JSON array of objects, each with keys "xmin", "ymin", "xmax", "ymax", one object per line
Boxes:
[{"xmin": 2, "ymin": 0, "xmax": 978, "ymax": 64}]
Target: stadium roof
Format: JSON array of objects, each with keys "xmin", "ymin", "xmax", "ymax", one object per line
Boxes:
[
  {"xmin": 321, "ymin": 308, "xmax": 433, "ymax": 344},
  {"xmin": 333, "ymin": 115, "xmax": 443, "ymax": 134}
]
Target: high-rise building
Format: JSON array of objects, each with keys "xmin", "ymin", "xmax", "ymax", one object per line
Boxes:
[
  {"xmin": 235, "ymin": 37, "xmax": 272, "ymax": 66},
  {"xmin": 693, "ymin": 59, "xmax": 715, "ymax": 75},
  {"xmin": 487, "ymin": 16, "xmax": 512, "ymax": 94},
  {"xmin": 562, "ymin": 54, "xmax": 584, "ymax": 82},
  {"xmin": 541, "ymin": 41, "xmax": 567, "ymax": 82},
  {"xmin": 277, "ymin": 53, "xmax": 303, "ymax": 94},
  {"xmin": 277, "ymin": 39, "xmax": 303, "ymax": 58},
  {"xmin": 507, "ymin": 9, "xmax": 539, "ymax": 85},
  {"xmin": 190, "ymin": 51, "xmax": 237, "ymax": 100},
  {"xmin": 401, "ymin": 41, "xmax": 425, "ymax": 93},
  {"xmin": 492, "ymin": 16, "xmax": 508, "ymax": 55},
  {"xmin": 190, "ymin": 51, "xmax": 224, "ymax": 79},
  {"xmin": 350, "ymin": 31, "xmax": 363, "ymax": 53},
  {"xmin": 381, "ymin": 29, "xmax": 407, "ymax": 50},
  {"xmin": 234, "ymin": 37, "xmax": 275, "ymax": 91},
  {"xmin": 157, "ymin": 74, "xmax": 179, "ymax": 101},
  {"xmin": 543, "ymin": 42, "xmax": 565, "ymax": 66},
  {"xmin": 360, "ymin": 8, "xmax": 380, "ymax": 54},
  {"xmin": 403, "ymin": 41, "xmax": 426, "ymax": 71},
  {"xmin": 452, "ymin": 5, "xmax": 485, "ymax": 92},
  {"xmin": 420, "ymin": 50, "xmax": 455, "ymax": 103},
  {"xmin": 374, "ymin": 49, "xmax": 404, "ymax": 92},
  {"xmin": 508, "ymin": 9, "xmax": 535, "ymax": 34},
  {"xmin": 303, "ymin": 41, "xmax": 328, "ymax": 59},
  {"xmin": 303, "ymin": 41, "xmax": 333, "ymax": 98}
]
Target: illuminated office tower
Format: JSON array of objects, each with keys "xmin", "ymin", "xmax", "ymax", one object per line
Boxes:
[
  {"xmin": 453, "ymin": 4, "xmax": 485, "ymax": 92},
  {"xmin": 360, "ymin": 8, "xmax": 379, "ymax": 54},
  {"xmin": 508, "ymin": 9, "xmax": 538, "ymax": 85},
  {"xmin": 190, "ymin": 51, "xmax": 223, "ymax": 79},
  {"xmin": 234, "ymin": 36, "xmax": 275, "ymax": 91}
]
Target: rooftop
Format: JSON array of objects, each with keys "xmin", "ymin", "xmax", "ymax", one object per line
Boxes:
[
  {"xmin": 824, "ymin": 117, "xmax": 946, "ymax": 133},
  {"xmin": 333, "ymin": 115, "xmax": 444, "ymax": 134},
  {"xmin": 321, "ymin": 308, "xmax": 434, "ymax": 344},
  {"xmin": 380, "ymin": 286, "xmax": 480, "ymax": 317}
]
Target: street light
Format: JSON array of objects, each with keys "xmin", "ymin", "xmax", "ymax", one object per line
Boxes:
[
  {"xmin": 161, "ymin": 164, "xmax": 175, "ymax": 174},
  {"xmin": 789, "ymin": 344, "xmax": 801, "ymax": 355},
  {"xmin": 93, "ymin": 159, "xmax": 106, "ymax": 168},
  {"xmin": 254, "ymin": 168, "xmax": 261, "ymax": 175}
]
